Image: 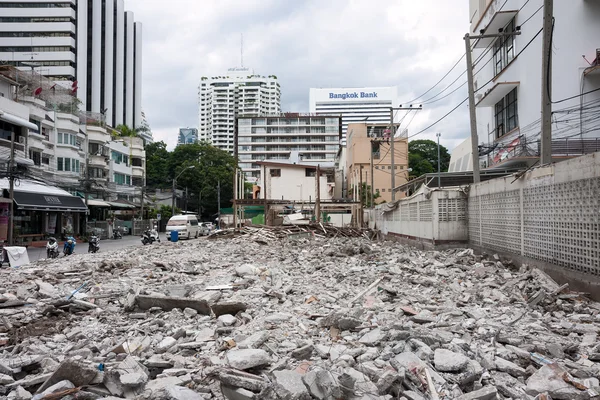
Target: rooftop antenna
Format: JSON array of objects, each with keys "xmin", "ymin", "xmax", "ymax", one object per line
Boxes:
[{"xmin": 240, "ymin": 33, "xmax": 244, "ymax": 67}]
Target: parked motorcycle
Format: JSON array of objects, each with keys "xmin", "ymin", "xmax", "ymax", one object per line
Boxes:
[
  {"xmin": 88, "ymin": 233, "xmax": 100, "ymax": 253},
  {"xmin": 46, "ymin": 237, "xmax": 60, "ymax": 259},
  {"xmin": 63, "ymin": 236, "xmax": 76, "ymax": 256},
  {"xmin": 141, "ymin": 228, "xmax": 160, "ymax": 245},
  {"xmin": 113, "ymin": 228, "xmax": 122, "ymax": 240}
]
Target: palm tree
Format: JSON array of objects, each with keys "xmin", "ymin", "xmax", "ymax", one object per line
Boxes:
[{"xmin": 115, "ymin": 124, "xmax": 147, "ymax": 138}]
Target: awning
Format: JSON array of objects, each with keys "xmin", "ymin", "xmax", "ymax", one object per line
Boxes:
[
  {"xmin": 13, "ymin": 191, "xmax": 88, "ymax": 212},
  {"xmin": 107, "ymin": 201, "xmax": 135, "ymax": 209},
  {"xmin": 87, "ymin": 199, "xmax": 110, "ymax": 207},
  {"xmin": 0, "ymin": 111, "xmax": 39, "ymax": 131},
  {"xmin": 474, "ymin": 10, "xmax": 519, "ymax": 48},
  {"xmin": 476, "ymin": 82, "xmax": 519, "ymax": 107}
]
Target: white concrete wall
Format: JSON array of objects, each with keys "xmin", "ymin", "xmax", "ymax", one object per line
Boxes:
[
  {"xmin": 124, "ymin": 11, "xmax": 135, "ymax": 127},
  {"xmin": 371, "ymin": 188, "xmax": 468, "ymax": 243},
  {"xmin": 103, "ymin": 0, "xmax": 115, "ymax": 125},
  {"xmin": 114, "ymin": 0, "xmax": 125, "ymax": 127},
  {"xmin": 468, "ymin": 152, "xmax": 600, "ymax": 280}
]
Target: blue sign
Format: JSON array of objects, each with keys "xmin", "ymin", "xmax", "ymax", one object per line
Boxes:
[{"xmin": 329, "ymin": 91, "xmax": 378, "ymax": 100}]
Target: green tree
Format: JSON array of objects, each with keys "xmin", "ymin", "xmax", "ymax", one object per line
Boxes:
[
  {"xmin": 168, "ymin": 142, "xmax": 237, "ymax": 219},
  {"xmin": 145, "ymin": 141, "xmax": 170, "ymax": 189},
  {"xmin": 409, "ymin": 153, "xmax": 435, "ymax": 179},
  {"xmin": 408, "ymin": 139, "xmax": 450, "ymax": 177},
  {"xmin": 115, "ymin": 124, "xmax": 148, "ymax": 138},
  {"xmin": 148, "ymin": 204, "xmax": 179, "ymax": 222},
  {"xmin": 358, "ymin": 182, "xmax": 381, "ymax": 208}
]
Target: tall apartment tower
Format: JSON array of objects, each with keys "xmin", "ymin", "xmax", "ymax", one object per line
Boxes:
[
  {"xmin": 0, "ymin": 0, "xmax": 142, "ymax": 129},
  {"xmin": 198, "ymin": 67, "xmax": 281, "ymax": 154}
]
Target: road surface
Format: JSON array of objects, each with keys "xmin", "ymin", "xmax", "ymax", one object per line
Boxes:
[{"xmin": 26, "ymin": 235, "xmax": 149, "ymax": 263}]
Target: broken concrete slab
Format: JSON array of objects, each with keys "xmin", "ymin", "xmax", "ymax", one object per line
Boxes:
[
  {"xmin": 32, "ymin": 380, "xmax": 74, "ymax": 400},
  {"xmin": 456, "ymin": 385, "xmax": 498, "ymax": 400},
  {"xmin": 302, "ymin": 368, "xmax": 342, "ymax": 399},
  {"xmin": 237, "ymin": 331, "xmax": 269, "ymax": 350},
  {"xmin": 494, "ymin": 356, "xmax": 527, "ymax": 377},
  {"xmin": 358, "ymin": 328, "xmax": 385, "ymax": 346},
  {"xmin": 226, "ymin": 349, "xmax": 272, "ymax": 370},
  {"xmin": 134, "ymin": 295, "xmax": 210, "ymax": 314},
  {"xmin": 434, "ymin": 348, "xmax": 469, "ymax": 372},
  {"xmin": 210, "ymin": 368, "xmax": 267, "ymax": 392},
  {"xmin": 35, "ymin": 359, "xmax": 99, "ymax": 393},
  {"xmin": 212, "ymin": 301, "xmax": 248, "ymax": 317},
  {"xmin": 526, "ymin": 363, "xmax": 586, "ymax": 399},
  {"xmin": 272, "ymin": 370, "xmax": 311, "ymax": 400},
  {"xmin": 221, "ymin": 384, "xmax": 255, "ymax": 400}
]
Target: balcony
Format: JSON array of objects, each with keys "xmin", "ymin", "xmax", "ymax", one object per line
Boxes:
[
  {"xmin": 474, "ymin": 8, "xmax": 518, "ymax": 48},
  {"xmin": 89, "ymin": 154, "xmax": 109, "ymax": 169},
  {"xmin": 476, "ymin": 82, "xmax": 519, "ymax": 107},
  {"xmin": 132, "ymin": 165, "xmax": 144, "ymax": 178},
  {"xmin": 87, "ymin": 126, "xmax": 110, "ymax": 143}
]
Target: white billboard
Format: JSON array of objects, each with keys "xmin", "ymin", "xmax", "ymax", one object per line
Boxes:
[{"xmin": 309, "ymin": 86, "xmax": 398, "ymax": 108}]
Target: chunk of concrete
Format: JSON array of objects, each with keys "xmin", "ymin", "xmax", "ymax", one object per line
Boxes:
[
  {"xmin": 526, "ymin": 363, "xmax": 585, "ymax": 399},
  {"xmin": 237, "ymin": 331, "xmax": 269, "ymax": 350},
  {"xmin": 320, "ymin": 308, "xmax": 363, "ymax": 330},
  {"xmin": 221, "ymin": 384, "xmax": 255, "ymax": 400},
  {"xmin": 163, "ymin": 385, "xmax": 204, "ymax": 400},
  {"xmin": 212, "ymin": 301, "xmax": 247, "ymax": 317},
  {"xmin": 158, "ymin": 336, "xmax": 178, "ymax": 352},
  {"xmin": 218, "ymin": 314, "xmax": 238, "ymax": 326},
  {"xmin": 358, "ymin": 328, "xmax": 385, "ymax": 346},
  {"xmin": 226, "ymin": 349, "xmax": 272, "ymax": 370},
  {"xmin": 9, "ymin": 386, "xmax": 33, "ymax": 400},
  {"xmin": 36, "ymin": 359, "xmax": 98, "ymax": 393},
  {"xmin": 32, "ymin": 380, "xmax": 74, "ymax": 400},
  {"xmin": 495, "ymin": 357, "xmax": 527, "ymax": 377},
  {"xmin": 434, "ymin": 349, "xmax": 469, "ymax": 372},
  {"xmin": 456, "ymin": 386, "xmax": 498, "ymax": 400},
  {"xmin": 210, "ymin": 369, "xmax": 267, "ymax": 392},
  {"xmin": 119, "ymin": 372, "xmax": 148, "ymax": 387},
  {"xmin": 0, "ymin": 372, "xmax": 15, "ymax": 384},
  {"xmin": 134, "ymin": 295, "xmax": 210, "ymax": 315},
  {"xmin": 272, "ymin": 370, "xmax": 311, "ymax": 400},
  {"xmin": 302, "ymin": 368, "xmax": 342, "ymax": 399}
]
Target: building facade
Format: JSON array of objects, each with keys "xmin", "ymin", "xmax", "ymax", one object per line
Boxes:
[
  {"xmin": 236, "ymin": 114, "xmax": 341, "ymax": 183},
  {"xmin": 309, "ymin": 86, "xmax": 399, "ymax": 145},
  {"xmin": 178, "ymin": 127, "xmax": 198, "ymax": 145},
  {"xmin": 0, "ymin": 66, "xmax": 145, "ymax": 206},
  {"xmin": 138, "ymin": 109, "xmax": 153, "ymax": 144},
  {"xmin": 198, "ymin": 67, "xmax": 281, "ymax": 154},
  {"xmin": 346, "ymin": 123, "xmax": 409, "ymax": 204},
  {"xmin": 0, "ymin": 0, "xmax": 143, "ymax": 129},
  {"xmin": 469, "ymin": 0, "xmax": 600, "ymax": 169},
  {"xmin": 257, "ymin": 161, "xmax": 334, "ymax": 202}
]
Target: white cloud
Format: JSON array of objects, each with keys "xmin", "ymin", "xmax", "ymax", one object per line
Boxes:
[{"xmin": 125, "ymin": 0, "xmax": 471, "ymax": 152}]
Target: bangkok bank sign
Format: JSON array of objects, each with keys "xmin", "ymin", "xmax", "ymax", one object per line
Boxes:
[{"xmin": 329, "ymin": 91, "xmax": 378, "ymax": 100}]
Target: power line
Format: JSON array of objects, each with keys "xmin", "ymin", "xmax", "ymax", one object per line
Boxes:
[{"xmin": 402, "ymin": 54, "xmax": 466, "ymax": 105}]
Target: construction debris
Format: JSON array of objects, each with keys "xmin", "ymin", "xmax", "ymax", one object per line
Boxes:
[{"xmin": 0, "ymin": 234, "xmax": 600, "ymax": 399}]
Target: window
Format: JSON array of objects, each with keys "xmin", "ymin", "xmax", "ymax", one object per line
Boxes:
[
  {"xmin": 57, "ymin": 157, "xmax": 63, "ymax": 171},
  {"xmin": 57, "ymin": 133, "xmax": 62, "ymax": 144},
  {"xmin": 270, "ymin": 169, "xmax": 281, "ymax": 177},
  {"xmin": 114, "ymin": 173, "xmax": 126, "ymax": 185},
  {"xmin": 494, "ymin": 87, "xmax": 519, "ymax": 138},
  {"xmin": 492, "ymin": 19, "xmax": 515, "ymax": 76},
  {"xmin": 305, "ymin": 168, "xmax": 316, "ymax": 177}
]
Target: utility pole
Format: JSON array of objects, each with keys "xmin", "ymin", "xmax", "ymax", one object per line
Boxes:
[
  {"xmin": 233, "ymin": 169, "xmax": 238, "ymax": 230},
  {"xmin": 185, "ymin": 187, "xmax": 188, "ymax": 213},
  {"xmin": 84, "ymin": 133, "xmax": 90, "ymax": 234},
  {"xmin": 315, "ymin": 165, "xmax": 321, "ymax": 223},
  {"xmin": 464, "ymin": 30, "xmax": 521, "ymax": 182},
  {"xmin": 171, "ymin": 178, "xmax": 176, "ymax": 217},
  {"xmin": 436, "ymin": 133, "xmax": 441, "ymax": 188},
  {"xmin": 464, "ymin": 33, "xmax": 482, "ymax": 184},
  {"xmin": 217, "ymin": 180, "xmax": 221, "ymax": 228},
  {"xmin": 540, "ymin": 0, "xmax": 553, "ymax": 165},
  {"xmin": 389, "ymin": 108, "xmax": 395, "ymax": 202},
  {"xmin": 370, "ymin": 141, "xmax": 374, "ymax": 208},
  {"xmin": 359, "ymin": 165, "xmax": 363, "ymax": 227},
  {"xmin": 7, "ymin": 129, "xmax": 15, "ymax": 246}
]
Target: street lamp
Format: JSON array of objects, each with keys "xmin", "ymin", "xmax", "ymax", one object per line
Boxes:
[{"xmin": 172, "ymin": 165, "xmax": 195, "ymax": 216}]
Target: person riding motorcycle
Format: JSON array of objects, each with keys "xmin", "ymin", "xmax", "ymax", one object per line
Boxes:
[{"xmin": 63, "ymin": 236, "xmax": 76, "ymax": 255}]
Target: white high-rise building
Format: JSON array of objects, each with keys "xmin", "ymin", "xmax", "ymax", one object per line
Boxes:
[
  {"xmin": 0, "ymin": 0, "xmax": 142, "ymax": 129},
  {"xmin": 198, "ymin": 67, "xmax": 281, "ymax": 154},
  {"xmin": 309, "ymin": 86, "xmax": 399, "ymax": 145}
]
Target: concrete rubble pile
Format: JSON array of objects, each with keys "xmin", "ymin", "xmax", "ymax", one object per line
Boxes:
[{"xmin": 0, "ymin": 235, "xmax": 600, "ymax": 399}]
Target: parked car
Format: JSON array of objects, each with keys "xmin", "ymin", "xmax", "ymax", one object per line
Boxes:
[
  {"xmin": 166, "ymin": 215, "xmax": 200, "ymax": 240},
  {"xmin": 199, "ymin": 223, "xmax": 211, "ymax": 236}
]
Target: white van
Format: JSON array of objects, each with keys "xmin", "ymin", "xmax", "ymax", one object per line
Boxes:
[{"xmin": 166, "ymin": 215, "xmax": 199, "ymax": 240}]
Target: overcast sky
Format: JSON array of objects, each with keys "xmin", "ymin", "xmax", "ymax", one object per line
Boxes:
[{"xmin": 126, "ymin": 0, "xmax": 470, "ymax": 151}]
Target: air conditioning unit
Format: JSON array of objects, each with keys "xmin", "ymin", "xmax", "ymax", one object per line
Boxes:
[{"xmin": 18, "ymin": 136, "xmax": 26, "ymax": 144}]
